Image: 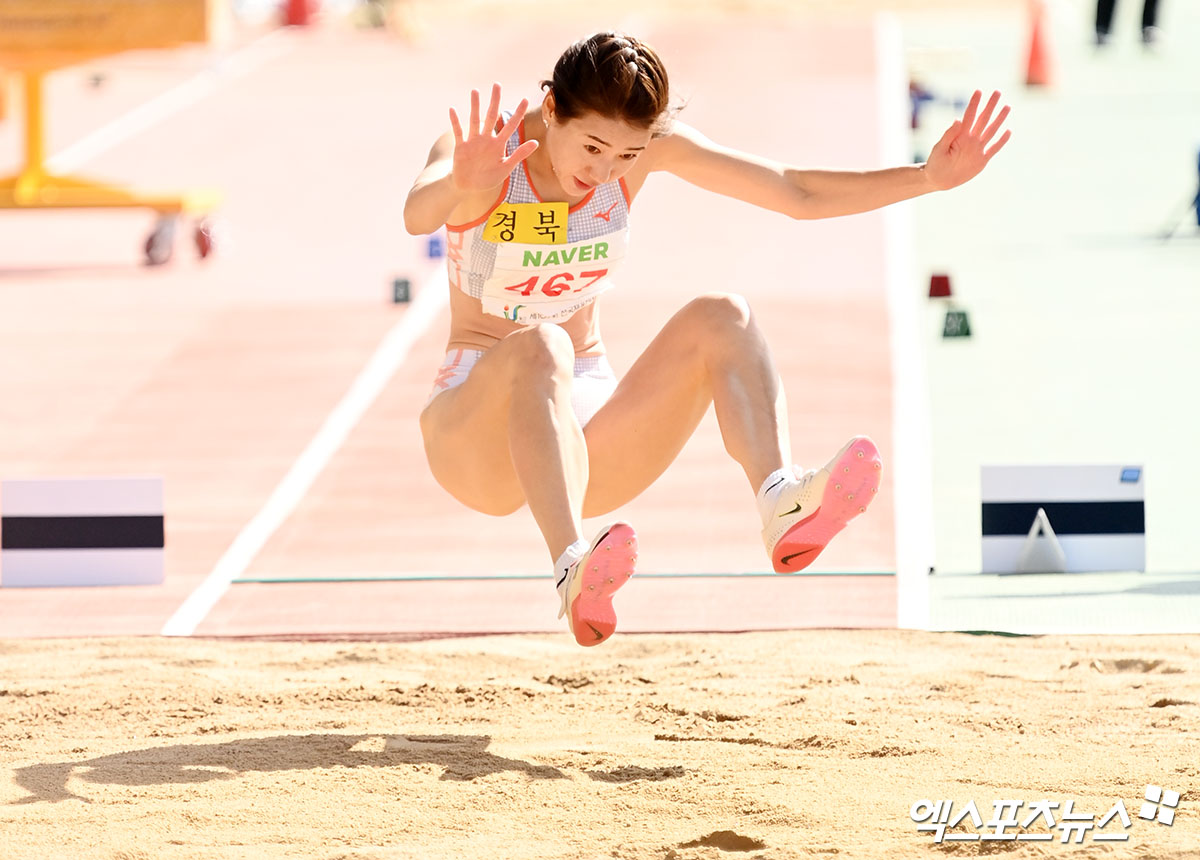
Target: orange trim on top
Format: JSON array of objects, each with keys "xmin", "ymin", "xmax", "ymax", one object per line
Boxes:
[
  {"xmin": 568, "ymin": 188, "xmax": 596, "ymax": 213},
  {"xmin": 445, "ymin": 177, "xmax": 510, "ymax": 233},
  {"xmin": 519, "ymin": 119, "xmax": 542, "ymax": 203},
  {"xmin": 519, "ymin": 119, "xmax": 597, "ymax": 213},
  {"xmin": 618, "ymin": 177, "xmax": 632, "ymax": 210}
]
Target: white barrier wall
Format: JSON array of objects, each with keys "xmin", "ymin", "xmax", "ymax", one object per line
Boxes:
[
  {"xmin": 981, "ymin": 465, "xmax": 1145, "ymax": 573},
  {"xmin": 1, "ymin": 477, "xmax": 164, "ymax": 587}
]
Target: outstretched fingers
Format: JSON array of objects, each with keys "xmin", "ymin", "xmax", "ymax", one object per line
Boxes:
[
  {"xmin": 502, "ymin": 139, "xmax": 539, "ymax": 169},
  {"xmin": 984, "ymin": 129, "xmax": 1012, "ymax": 160},
  {"xmin": 458, "ymin": 85, "xmax": 524, "ymax": 142},
  {"xmin": 481, "ymin": 82, "xmax": 502, "ymax": 136},
  {"xmin": 497, "ymin": 96, "xmax": 536, "ymax": 168},
  {"xmin": 468, "ymin": 88, "xmax": 481, "ymax": 137},
  {"xmin": 959, "ymin": 89, "xmax": 981, "ymax": 136},
  {"xmin": 971, "ymin": 90, "xmax": 1001, "ymax": 137},
  {"xmin": 497, "ymin": 97, "xmax": 530, "ymax": 141},
  {"xmin": 980, "ymin": 104, "xmax": 1011, "ymax": 145}
]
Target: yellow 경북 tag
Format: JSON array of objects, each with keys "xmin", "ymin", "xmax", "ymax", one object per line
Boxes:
[{"xmin": 481, "ymin": 202, "xmax": 568, "ymax": 245}]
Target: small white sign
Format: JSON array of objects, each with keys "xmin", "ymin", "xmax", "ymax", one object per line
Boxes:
[
  {"xmin": 1, "ymin": 476, "xmax": 164, "ymax": 587},
  {"xmin": 981, "ymin": 465, "xmax": 1145, "ymax": 574}
]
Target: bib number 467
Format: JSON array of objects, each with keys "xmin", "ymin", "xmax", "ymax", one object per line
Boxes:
[{"xmin": 504, "ymin": 269, "xmax": 608, "ymax": 298}]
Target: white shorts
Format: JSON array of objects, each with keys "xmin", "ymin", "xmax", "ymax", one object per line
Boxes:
[{"xmin": 427, "ymin": 348, "xmax": 618, "ymax": 428}]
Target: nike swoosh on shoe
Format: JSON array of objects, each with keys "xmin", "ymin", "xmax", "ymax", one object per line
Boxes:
[
  {"xmin": 566, "ymin": 522, "xmax": 636, "ymax": 647},
  {"xmin": 766, "ymin": 435, "xmax": 883, "ymax": 573},
  {"xmin": 781, "ymin": 548, "xmax": 817, "ymax": 566},
  {"xmin": 764, "ymin": 476, "xmax": 787, "ymax": 494}
]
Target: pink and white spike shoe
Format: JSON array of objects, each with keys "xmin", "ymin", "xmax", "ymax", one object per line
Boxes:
[
  {"xmin": 762, "ymin": 436, "xmax": 883, "ymax": 573},
  {"xmin": 556, "ymin": 522, "xmax": 638, "ymax": 647}
]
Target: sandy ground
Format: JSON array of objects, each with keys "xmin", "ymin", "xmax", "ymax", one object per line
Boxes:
[
  {"xmin": 2, "ymin": 630, "xmax": 1197, "ymax": 859},
  {"xmin": 2, "ymin": 1, "xmax": 1197, "ymax": 857}
]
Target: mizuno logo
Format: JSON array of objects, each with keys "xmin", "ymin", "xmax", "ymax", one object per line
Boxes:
[{"xmin": 593, "ymin": 201, "xmax": 619, "ymax": 222}]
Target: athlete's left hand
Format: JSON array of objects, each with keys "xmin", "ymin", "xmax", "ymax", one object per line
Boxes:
[{"xmin": 924, "ymin": 89, "xmax": 1012, "ymax": 190}]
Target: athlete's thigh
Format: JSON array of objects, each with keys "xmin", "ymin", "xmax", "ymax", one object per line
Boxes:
[
  {"xmin": 582, "ymin": 321, "xmax": 712, "ymax": 516},
  {"xmin": 419, "ymin": 347, "xmax": 526, "ymax": 515}
]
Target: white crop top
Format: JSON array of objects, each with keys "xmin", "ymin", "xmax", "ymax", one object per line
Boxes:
[{"xmin": 444, "ymin": 119, "xmax": 632, "ymax": 325}]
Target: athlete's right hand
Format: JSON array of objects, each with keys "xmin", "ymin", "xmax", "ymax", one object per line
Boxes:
[{"xmin": 448, "ymin": 83, "xmax": 538, "ymax": 194}]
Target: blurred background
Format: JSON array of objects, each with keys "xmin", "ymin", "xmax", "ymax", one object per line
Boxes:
[{"xmin": 1, "ymin": 0, "xmax": 1197, "ymax": 637}]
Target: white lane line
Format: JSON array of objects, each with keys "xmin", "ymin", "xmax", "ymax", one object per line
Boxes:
[
  {"xmin": 876, "ymin": 13, "xmax": 934, "ymax": 630},
  {"xmin": 161, "ymin": 269, "xmax": 449, "ymax": 637},
  {"xmin": 46, "ymin": 29, "xmax": 293, "ymax": 175}
]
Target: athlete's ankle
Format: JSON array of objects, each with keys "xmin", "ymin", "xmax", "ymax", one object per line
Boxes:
[
  {"xmin": 554, "ymin": 539, "xmax": 589, "ymax": 575},
  {"xmin": 553, "ymin": 538, "xmax": 590, "ymax": 602},
  {"xmin": 755, "ymin": 467, "xmax": 795, "ymax": 527}
]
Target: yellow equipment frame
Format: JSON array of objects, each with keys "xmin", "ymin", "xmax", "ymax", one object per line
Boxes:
[
  {"xmin": 0, "ymin": 1, "xmax": 228, "ymax": 261},
  {"xmin": 0, "ymin": 65, "xmax": 219, "ymax": 217}
]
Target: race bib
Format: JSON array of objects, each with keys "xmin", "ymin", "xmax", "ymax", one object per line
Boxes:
[
  {"xmin": 480, "ymin": 228, "xmax": 628, "ymax": 324},
  {"xmin": 481, "ymin": 202, "xmax": 567, "ymax": 245}
]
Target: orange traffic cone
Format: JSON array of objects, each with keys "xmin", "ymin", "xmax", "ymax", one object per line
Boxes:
[
  {"xmin": 1026, "ymin": 0, "xmax": 1053, "ymax": 87},
  {"xmin": 284, "ymin": 0, "xmax": 313, "ymax": 27}
]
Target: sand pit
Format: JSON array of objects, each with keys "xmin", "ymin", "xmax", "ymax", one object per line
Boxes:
[{"xmin": 1, "ymin": 630, "xmax": 1196, "ymax": 858}]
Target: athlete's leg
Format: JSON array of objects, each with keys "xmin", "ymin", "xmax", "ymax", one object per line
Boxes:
[
  {"xmin": 582, "ymin": 292, "xmax": 791, "ymax": 516},
  {"xmin": 1142, "ymin": 0, "xmax": 1160, "ymax": 31},
  {"xmin": 1095, "ymin": 0, "xmax": 1116, "ymax": 38},
  {"xmin": 420, "ymin": 324, "xmax": 587, "ymax": 560}
]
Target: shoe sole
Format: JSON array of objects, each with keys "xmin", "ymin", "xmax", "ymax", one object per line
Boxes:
[
  {"xmin": 568, "ymin": 522, "xmax": 637, "ymax": 647},
  {"xmin": 771, "ymin": 437, "xmax": 882, "ymax": 573}
]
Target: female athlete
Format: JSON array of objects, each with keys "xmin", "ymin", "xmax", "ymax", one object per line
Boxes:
[{"xmin": 404, "ymin": 32, "xmax": 1010, "ymax": 647}]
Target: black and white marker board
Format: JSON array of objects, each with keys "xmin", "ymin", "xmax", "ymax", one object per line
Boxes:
[
  {"xmin": 1, "ymin": 477, "xmax": 164, "ymax": 587},
  {"xmin": 981, "ymin": 465, "xmax": 1145, "ymax": 573}
]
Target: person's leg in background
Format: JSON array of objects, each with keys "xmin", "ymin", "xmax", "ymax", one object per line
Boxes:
[
  {"xmin": 1141, "ymin": 0, "xmax": 1162, "ymax": 44},
  {"xmin": 1095, "ymin": 0, "xmax": 1118, "ymax": 44}
]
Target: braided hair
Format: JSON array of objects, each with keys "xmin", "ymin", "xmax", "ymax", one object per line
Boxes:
[{"xmin": 541, "ymin": 32, "xmax": 672, "ymax": 132}]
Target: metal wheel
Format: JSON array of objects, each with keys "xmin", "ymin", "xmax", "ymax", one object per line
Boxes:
[
  {"xmin": 144, "ymin": 217, "xmax": 177, "ymax": 266},
  {"xmin": 194, "ymin": 219, "xmax": 217, "ymax": 259}
]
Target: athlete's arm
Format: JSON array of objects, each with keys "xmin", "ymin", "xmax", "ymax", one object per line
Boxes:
[
  {"xmin": 403, "ymin": 84, "xmax": 539, "ymax": 235},
  {"xmin": 648, "ymin": 89, "xmax": 1011, "ymax": 221},
  {"xmin": 403, "ymin": 132, "xmax": 467, "ymax": 235}
]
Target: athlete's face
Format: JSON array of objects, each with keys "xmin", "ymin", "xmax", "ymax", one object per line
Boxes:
[{"xmin": 541, "ymin": 99, "xmax": 653, "ymax": 195}]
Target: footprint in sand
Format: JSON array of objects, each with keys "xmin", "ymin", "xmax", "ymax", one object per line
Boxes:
[
  {"xmin": 676, "ymin": 830, "xmax": 767, "ymax": 852},
  {"xmin": 1082, "ymin": 658, "xmax": 1182, "ymax": 674}
]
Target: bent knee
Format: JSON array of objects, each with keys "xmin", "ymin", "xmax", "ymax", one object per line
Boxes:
[
  {"xmin": 680, "ymin": 292, "xmax": 754, "ymax": 335},
  {"xmin": 505, "ymin": 324, "xmax": 576, "ymax": 379}
]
